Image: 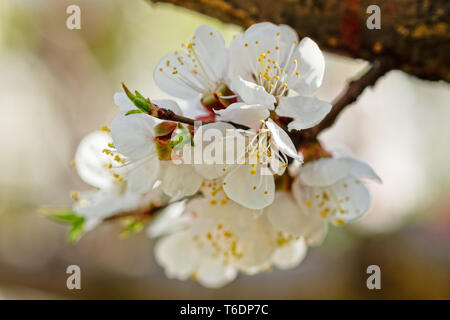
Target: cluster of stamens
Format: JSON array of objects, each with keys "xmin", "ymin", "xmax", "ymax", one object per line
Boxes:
[{"xmin": 244, "ymin": 37, "xmax": 300, "ymax": 98}]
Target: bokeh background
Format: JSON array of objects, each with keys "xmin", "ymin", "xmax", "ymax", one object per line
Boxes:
[{"xmin": 0, "ymin": 0, "xmax": 449, "ymax": 299}]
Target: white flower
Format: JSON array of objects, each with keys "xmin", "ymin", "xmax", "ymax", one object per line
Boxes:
[
  {"xmin": 154, "ymin": 25, "xmax": 228, "ymax": 100},
  {"xmin": 154, "ymin": 183, "xmax": 317, "ymax": 287},
  {"xmin": 110, "ymin": 93, "xmax": 203, "ymax": 198},
  {"xmin": 154, "ymin": 180, "xmax": 279, "ymax": 287},
  {"xmin": 154, "ymin": 225, "xmax": 238, "ymax": 288},
  {"xmin": 153, "ymin": 25, "xmax": 236, "ymax": 120},
  {"xmin": 193, "ymin": 119, "xmax": 301, "ymax": 209},
  {"xmin": 292, "ymin": 156, "xmax": 382, "ymax": 225},
  {"xmin": 266, "ymin": 191, "xmax": 328, "ymax": 246},
  {"xmin": 72, "ymin": 131, "xmax": 141, "ymax": 230},
  {"xmin": 228, "ymin": 22, "xmax": 331, "ymax": 131}
]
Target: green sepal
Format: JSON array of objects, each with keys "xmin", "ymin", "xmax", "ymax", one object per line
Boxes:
[
  {"xmin": 155, "ymin": 138, "xmax": 173, "ymax": 161},
  {"xmin": 154, "ymin": 121, "xmax": 177, "ymax": 137},
  {"xmin": 122, "ymin": 82, "xmax": 152, "ymax": 113},
  {"xmin": 125, "ymin": 109, "xmax": 144, "ymax": 116}
]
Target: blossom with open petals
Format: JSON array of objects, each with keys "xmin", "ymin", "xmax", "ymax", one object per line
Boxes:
[
  {"xmin": 292, "ymin": 155, "xmax": 381, "ymax": 225},
  {"xmin": 193, "ymin": 119, "xmax": 301, "ymax": 209},
  {"xmin": 110, "ymin": 93, "xmax": 204, "ymax": 198},
  {"xmin": 228, "ymin": 22, "xmax": 332, "ymax": 131},
  {"xmin": 72, "ymin": 130, "xmax": 141, "ymax": 230}
]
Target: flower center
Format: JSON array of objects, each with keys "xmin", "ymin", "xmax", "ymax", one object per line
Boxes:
[{"xmin": 244, "ymin": 39, "xmax": 300, "ymax": 97}]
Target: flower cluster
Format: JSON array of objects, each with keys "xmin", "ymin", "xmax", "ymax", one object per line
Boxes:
[{"xmin": 59, "ymin": 23, "xmax": 380, "ymax": 288}]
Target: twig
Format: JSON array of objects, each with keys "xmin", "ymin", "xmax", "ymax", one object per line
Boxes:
[
  {"xmin": 291, "ymin": 56, "xmax": 395, "ymax": 147},
  {"xmin": 157, "ymin": 108, "xmax": 250, "ymax": 130},
  {"xmin": 103, "ymin": 193, "xmax": 200, "ymax": 223}
]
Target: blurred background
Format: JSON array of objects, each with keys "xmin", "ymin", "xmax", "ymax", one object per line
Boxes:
[{"xmin": 0, "ymin": 0, "xmax": 449, "ymax": 299}]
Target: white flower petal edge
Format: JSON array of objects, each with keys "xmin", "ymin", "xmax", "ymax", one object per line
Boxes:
[
  {"xmin": 114, "ymin": 92, "xmax": 135, "ymax": 113},
  {"xmin": 160, "ymin": 163, "xmax": 204, "ymax": 199},
  {"xmin": 230, "ymin": 76, "xmax": 276, "ymax": 109},
  {"xmin": 110, "ymin": 112, "xmax": 155, "ymax": 161},
  {"xmin": 74, "ymin": 190, "xmax": 141, "ymax": 231},
  {"xmin": 154, "ymin": 25, "xmax": 228, "ymax": 99},
  {"xmin": 299, "ymin": 158, "xmax": 350, "ymax": 187},
  {"xmin": 266, "ymin": 119, "xmax": 303, "ymax": 162},
  {"xmin": 292, "ymin": 155, "xmax": 381, "ymax": 224},
  {"xmin": 75, "ymin": 130, "xmax": 121, "ymax": 190},
  {"xmin": 193, "ymin": 122, "xmax": 236, "ymax": 180},
  {"xmin": 266, "ymin": 191, "xmax": 328, "ymax": 246},
  {"xmin": 276, "ymin": 96, "xmax": 332, "ymax": 131},
  {"xmin": 285, "ymin": 37, "xmax": 325, "ymax": 95},
  {"xmin": 154, "ymin": 229, "xmax": 238, "ymax": 288},
  {"xmin": 223, "ymin": 163, "xmax": 275, "ymax": 210},
  {"xmin": 215, "ymin": 102, "xmax": 270, "ymax": 130},
  {"xmin": 271, "ymin": 238, "xmax": 308, "ymax": 270}
]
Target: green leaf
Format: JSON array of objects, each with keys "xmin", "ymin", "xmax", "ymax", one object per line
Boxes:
[
  {"xmin": 40, "ymin": 207, "xmax": 80, "ymax": 224},
  {"xmin": 67, "ymin": 218, "xmax": 85, "ymax": 244},
  {"xmin": 120, "ymin": 218, "xmax": 144, "ymax": 239},
  {"xmin": 133, "ymin": 97, "xmax": 151, "ymax": 113},
  {"xmin": 134, "ymin": 90, "xmax": 145, "ymax": 100},
  {"xmin": 125, "ymin": 109, "xmax": 144, "ymax": 116},
  {"xmin": 39, "ymin": 207, "xmax": 86, "ymax": 244}
]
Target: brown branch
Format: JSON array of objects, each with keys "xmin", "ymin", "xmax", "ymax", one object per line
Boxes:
[
  {"xmin": 103, "ymin": 206, "xmax": 157, "ymax": 222},
  {"xmin": 292, "ymin": 56, "xmax": 394, "ymax": 147},
  {"xmin": 150, "ymin": 0, "xmax": 450, "ymax": 83},
  {"xmin": 103, "ymin": 193, "xmax": 200, "ymax": 223},
  {"xmin": 157, "ymin": 108, "xmax": 250, "ymax": 130}
]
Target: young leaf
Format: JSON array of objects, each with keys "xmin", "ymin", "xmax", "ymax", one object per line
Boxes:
[
  {"xmin": 67, "ymin": 218, "xmax": 85, "ymax": 244},
  {"xmin": 120, "ymin": 218, "xmax": 144, "ymax": 239},
  {"xmin": 125, "ymin": 109, "xmax": 144, "ymax": 116}
]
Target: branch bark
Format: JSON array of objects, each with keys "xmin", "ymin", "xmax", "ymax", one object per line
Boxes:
[{"xmin": 149, "ymin": 0, "xmax": 450, "ymax": 83}]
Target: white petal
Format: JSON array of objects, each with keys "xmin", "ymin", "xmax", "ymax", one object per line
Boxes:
[
  {"xmin": 266, "ymin": 191, "xmax": 306, "ymax": 236},
  {"xmin": 266, "ymin": 119, "xmax": 302, "ymax": 161},
  {"xmin": 154, "ymin": 231, "xmax": 200, "ymax": 280},
  {"xmin": 286, "ymin": 37, "xmax": 325, "ymax": 94},
  {"xmin": 154, "ymin": 25, "xmax": 228, "ymax": 99},
  {"xmin": 276, "ymin": 96, "xmax": 332, "ymax": 131},
  {"xmin": 233, "ymin": 214, "xmax": 276, "ymax": 272},
  {"xmin": 127, "ymin": 156, "xmax": 160, "ymax": 194},
  {"xmin": 193, "ymin": 122, "xmax": 235, "ymax": 179},
  {"xmin": 74, "ymin": 190, "xmax": 140, "ymax": 221},
  {"xmin": 110, "ymin": 113, "xmax": 155, "ymax": 160},
  {"xmin": 216, "ymin": 102, "xmax": 270, "ymax": 130},
  {"xmin": 284, "ymin": 184, "xmax": 330, "ymax": 245},
  {"xmin": 196, "ymin": 257, "xmax": 238, "ymax": 288},
  {"xmin": 342, "ymin": 157, "xmax": 382, "ymax": 183},
  {"xmin": 146, "ymin": 200, "xmax": 187, "ymax": 238},
  {"xmin": 161, "ymin": 164, "xmax": 203, "ymax": 198},
  {"xmin": 187, "ymin": 189, "xmax": 258, "ymax": 228},
  {"xmin": 154, "ymin": 52, "xmax": 205, "ymax": 99},
  {"xmin": 272, "ymin": 238, "xmax": 307, "ymax": 270},
  {"xmin": 231, "ymin": 76, "xmax": 276, "ymax": 109},
  {"xmin": 223, "ymin": 164, "xmax": 275, "ymax": 210},
  {"xmin": 330, "ymin": 177, "xmax": 372, "ymax": 222},
  {"xmin": 190, "ymin": 25, "xmax": 228, "ymax": 84},
  {"xmin": 229, "ymin": 34, "xmax": 253, "ymax": 82},
  {"xmin": 299, "ymin": 158, "xmax": 350, "ymax": 187},
  {"xmin": 75, "ymin": 131, "xmax": 117, "ymax": 189},
  {"xmin": 114, "ymin": 92, "xmax": 135, "ymax": 113}
]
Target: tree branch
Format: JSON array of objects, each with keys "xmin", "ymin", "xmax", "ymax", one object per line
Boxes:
[
  {"xmin": 149, "ymin": 0, "xmax": 450, "ymax": 83},
  {"xmin": 157, "ymin": 108, "xmax": 250, "ymax": 130}
]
